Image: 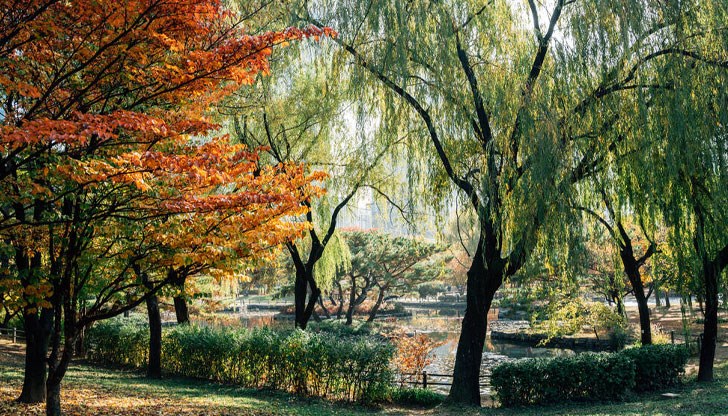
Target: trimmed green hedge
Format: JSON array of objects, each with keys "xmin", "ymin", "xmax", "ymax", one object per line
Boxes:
[
  {"xmin": 620, "ymin": 344, "xmax": 689, "ymax": 392},
  {"xmin": 492, "ymin": 344, "xmax": 690, "ymax": 407},
  {"xmin": 86, "ymin": 319, "xmax": 393, "ymax": 402},
  {"xmin": 491, "ymin": 352, "xmax": 635, "ymax": 406}
]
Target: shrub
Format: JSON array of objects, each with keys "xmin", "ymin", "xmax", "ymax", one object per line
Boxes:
[
  {"xmin": 390, "ymin": 388, "xmax": 445, "ymax": 407},
  {"xmin": 619, "ymin": 344, "xmax": 689, "ymax": 392},
  {"xmin": 85, "ymin": 316, "xmax": 148, "ymax": 368},
  {"xmin": 86, "ymin": 320, "xmax": 392, "ymax": 403},
  {"xmin": 491, "ymin": 352, "xmax": 635, "ymax": 406}
]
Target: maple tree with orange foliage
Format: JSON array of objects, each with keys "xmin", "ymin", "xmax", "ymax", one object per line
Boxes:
[{"xmin": 0, "ymin": 1, "xmax": 333, "ymax": 415}]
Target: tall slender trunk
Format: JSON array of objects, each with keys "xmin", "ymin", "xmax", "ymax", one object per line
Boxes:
[
  {"xmin": 17, "ymin": 308, "xmax": 53, "ymax": 403},
  {"xmin": 448, "ymin": 236, "xmax": 503, "ymax": 406},
  {"xmin": 345, "ymin": 273, "xmax": 356, "ymax": 325},
  {"xmin": 654, "ymin": 285, "xmax": 662, "ymax": 307},
  {"xmin": 146, "ymin": 292, "xmax": 162, "ymax": 378},
  {"xmin": 664, "ymin": 292, "xmax": 671, "ymax": 308}
]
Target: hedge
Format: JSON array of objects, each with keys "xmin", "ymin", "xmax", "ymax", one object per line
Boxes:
[
  {"xmin": 619, "ymin": 344, "xmax": 689, "ymax": 392},
  {"xmin": 86, "ymin": 319, "xmax": 393, "ymax": 402},
  {"xmin": 492, "ymin": 344, "xmax": 690, "ymax": 407},
  {"xmin": 491, "ymin": 352, "xmax": 635, "ymax": 406}
]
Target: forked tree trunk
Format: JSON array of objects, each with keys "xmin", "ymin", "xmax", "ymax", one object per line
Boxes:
[{"xmin": 620, "ymin": 244, "xmax": 652, "ymax": 345}]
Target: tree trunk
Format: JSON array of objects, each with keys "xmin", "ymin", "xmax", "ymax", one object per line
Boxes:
[
  {"xmin": 173, "ymin": 296, "xmax": 189, "ymax": 324},
  {"xmin": 620, "ymin": 247, "xmax": 652, "ymax": 345},
  {"xmin": 317, "ymin": 293, "xmax": 331, "ymax": 319},
  {"xmin": 336, "ymin": 281, "xmax": 344, "ymax": 320},
  {"xmin": 146, "ymin": 292, "xmax": 162, "ymax": 379},
  {"xmin": 697, "ymin": 261, "xmax": 720, "ymax": 382},
  {"xmin": 654, "ymin": 285, "xmax": 662, "ymax": 307},
  {"xmin": 664, "ymin": 292, "xmax": 671, "ymax": 308},
  {"xmin": 448, "ymin": 236, "xmax": 503, "ymax": 406},
  {"xmin": 17, "ymin": 308, "xmax": 53, "ymax": 403},
  {"xmin": 45, "ymin": 379, "xmax": 61, "ymax": 416},
  {"xmin": 345, "ymin": 273, "xmax": 356, "ymax": 325},
  {"xmin": 45, "ymin": 308, "xmax": 75, "ymax": 416},
  {"xmin": 366, "ymin": 287, "xmax": 385, "ymax": 322}
]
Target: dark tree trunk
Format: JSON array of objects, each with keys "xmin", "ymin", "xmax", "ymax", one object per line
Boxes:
[
  {"xmin": 654, "ymin": 285, "xmax": 662, "ymax": 307},
  {"xmin": 45, "ymin": 340, "xmax": 74, "ymax": 416},
  {"xmin": 366, "ymin": 287, "xmax": 385, "ymax": 322},
  {"xmin": 45, "ymin": 302, "xmax": 76, "ymax": 416},
  {"xmin": 172, "ymin": 273, "xmax": 189, "ymax": 324},
  {"xmin": 664, "ymin": 292, "xmax": 671, "ymax": 308},
  {"xmin": 448, "ymin": 236, "xmax": 503, "ymax": 406},
  {"xmin": 697, "ymin": 259, "xmax": 720, "ymax": 382},
  {"xmin": 620, "ymin": 246, "xmax": 652, "ymax": 345},
  {"xmin": 17, "ymin": 308, "xmax": 53, "ymax": 403},
  {"xmin": 146, "ymin": 292, "xmax": 162, "ymax": 379},
  {"xmin": 173, "ymin": 296, "xmax": 189, "ymax": 324},
  {"xmin": 45, "ymin": 379, "xmax": 61, "ymax": 416}
]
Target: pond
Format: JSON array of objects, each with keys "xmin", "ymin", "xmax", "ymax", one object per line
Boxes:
[{"xmin": 399, "ymin": 315, "xmax": 576, "ymax": 397}]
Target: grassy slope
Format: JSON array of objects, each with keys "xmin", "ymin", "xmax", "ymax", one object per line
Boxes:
[{"xmin": 1, "ymin": 340, "xmax": 727, "ymax": 415}]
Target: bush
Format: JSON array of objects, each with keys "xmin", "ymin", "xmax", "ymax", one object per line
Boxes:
[
  {"xmin": 86, "ymin": 316, "xmax": 148, "ymax": 368},
  {"xmin": 619, "ymin": 344, "xmax": 689, "ymax": 392},
  {"xmin": 491, "ymin": 352, "xmax": 635, "ymax": 406},
  {"xmin": 86, "ymin": 320, "xmax": 393, "ymax": 403},
  {"xmin": 390, "ymin": 388, "xmax": 445, "ymax": 407}
]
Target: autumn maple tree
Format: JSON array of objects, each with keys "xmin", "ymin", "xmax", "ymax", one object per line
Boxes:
[{"xmin": 0, "ymin": 1, "xmax": 332, "ymax": 415}]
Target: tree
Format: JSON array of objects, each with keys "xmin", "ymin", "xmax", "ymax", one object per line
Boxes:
[
  {"xmin": 0, "ymin": 1, "xmax": 331, "ymax": 413},
  {"xmin": 222, "ymin": 46, "xmax": 409, "ymax": 329},
  {"xmin": 339, "ymin": 230, "xmax": 445, "ymax": 323},
  {"xmin": 304, "ymin": 0, "xmax": 728, "ymax": 404},
  {"xmin": 638, "ymin": 16, "xmax": 728, "ymax": 380},
  {"xmin": 575, "ymin": 196, "xmax": 659, "ymax": 345}
]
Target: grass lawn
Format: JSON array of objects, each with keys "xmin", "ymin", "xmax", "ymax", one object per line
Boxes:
[{"xmin": 1, "ymin": 339, "xmax": 727, "ymax": 415}]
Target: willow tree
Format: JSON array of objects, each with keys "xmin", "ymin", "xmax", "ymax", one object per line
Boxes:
[
  {"xmin": 574, "ymin": 179, "xmax": 660, "ymax": 345},
  {"xmin": 634, "ymin": 3, "xmax": 727, "ymax": 379},
  {"xmin": 220, "ymin": 37, "xmax": 409, "ymax": 329},
  {"xmin": 303, "ymin": 0, "xmax": 728, "ymax": 404}
]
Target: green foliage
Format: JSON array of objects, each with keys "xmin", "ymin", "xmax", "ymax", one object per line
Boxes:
[
  {"xmin": 416, "ymin": 283, "xmax": 446, "ymax": 299},
  {"xmin": 86, "ymin": 317, "xmax": 149, "ymax": 368},
  {"xmin": 491, "ymin": 353, "xmax": 636, "ymax": 407},
  {"xmin": 389, "ymin": 388, "xmax": 445, "ymax": 407},
  {"xmin": 86, "ymin": 320, "xmax": 393, "ymax": 403},
  {"xmin": 619, "ymin": 345, "xmax": 689, "ymax": 393},
  {"xmin": 534, "ymin": 298, "xmax": 627, "ymax": 343}
]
